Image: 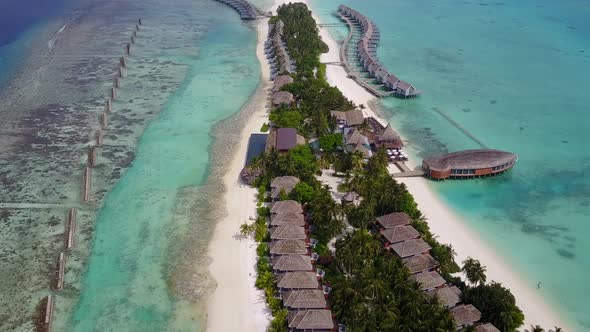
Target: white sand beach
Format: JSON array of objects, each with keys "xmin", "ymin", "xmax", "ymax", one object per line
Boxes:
[
  {"xmin": 206, "ymin": 0, "xmax": 570, "ymax": 330},
  {"xmin": 205, "ymin": 18, "xmax": 272, "ymax": 332}
]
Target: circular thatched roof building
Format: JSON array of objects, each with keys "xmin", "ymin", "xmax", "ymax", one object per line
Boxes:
[{"xmin": 422, "ymin": 149, "xmax": 517, "ymax": 180}]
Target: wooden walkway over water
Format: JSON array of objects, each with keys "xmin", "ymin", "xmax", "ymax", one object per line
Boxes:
[
  {"xmin": 333, "ymin": 12, "xmax": 393, "ymax": 98},
  {"xmin": 391, "ymin": 162, "xmax": 425, "ymax": 178}
]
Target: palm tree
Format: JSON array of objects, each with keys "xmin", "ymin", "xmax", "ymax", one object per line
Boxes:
[
  {"xmin": 550, "ymin": 327, "xmax": 563, "ymax": 332},
  {"xmin": 462, "ymin": 257, "xmax": 487, "ymax": 286},
  {"xmin": 525, "ymin": 325, "xmax": 545, "ymax": 332},
  {"xmin": 350, "ymin": 150, "xmax": 365, "ymax": 174}
]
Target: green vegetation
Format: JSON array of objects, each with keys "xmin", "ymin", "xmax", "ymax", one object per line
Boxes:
[
  {"xmin": 249, "ymin": 3, "xmax": 530, "ymax": 331},
  {"xmin": 260, "ymin": 122, "xmax": 269, "ymax": 132}
]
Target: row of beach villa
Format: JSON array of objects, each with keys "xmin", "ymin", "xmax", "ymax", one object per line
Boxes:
[
  {"xmin": 265, "ymin": 21, "xmax": 297, "ymax": 80},
  {"xmin": 371, "ymin": 212, "xmax": 500, "ymax": 332},
  {"xmin": 267, "ymin": 176, "xmax": 339, "ymax": 332},
  {"xmin": 337, "ymin": 5, "xmax": 421, "ymax": 98},
  {"xmin": 212, "ymin": 0, "xmax": 259, "ymax": 20}
]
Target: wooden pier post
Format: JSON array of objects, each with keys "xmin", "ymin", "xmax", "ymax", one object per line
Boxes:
[
  {"xmin": 88, "ymin": 146, "xmax": 97, "ymax": 167},
  {"xmin": 101, "ymin": 112, "xmax": 108, "ymax": 129},
  {"xmin": 114, "ymin": 76, "xmax": 120, "ymax": 89},
  {"xmin": 66, "ymin": 208, "xmax": 77, "ymax": 250},
  {"xmin": 111, "ymin": 87, "xmax": 117, "ymax": 100},
  {"xmin": 136, "ymin": 24, "xmax": 140, "ymax": 31},
  {"xmin": 83, "ymin": 167, "xmax": 91, "ymax": 203},
  {"xmin": 44, "ymin": 295, "xmax": 54, "ymax": 332},
  {"xmin": 107, "ymin": 98, "xmax": 112, "ymax": 113},
  {"xmin": 133, "ymin": 30, "xmax": 137, "ymax": 38},
  {"xmin": 55, "ymin": 253, "xmax": 65, "ymax": 291},
  {"xmin": 120, "ymin": 56, "xmax": 127, "ymax": 68},
  {"xmin": 95, "ymin": 129, "xmax": 103, "ymax": 146},
  {"xmin": 118, "ymin": 66, "xmax": 123, "ymax": 78},
  {"xmin": 131, "ymin": 36, "xmax": 135, "ymax": 44},
  {"xmin": 126, "ymin": 43, "xmax": 131, "ymax": 56},
  {"xmin": 139, "ymin": 18, "xmax": 142, "ymax": 25}
]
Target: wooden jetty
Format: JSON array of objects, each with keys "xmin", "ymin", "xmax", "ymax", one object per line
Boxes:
[
  {"xmin": 37, "ymin": 295, "xmax": 54, "ymax": 332},
  {"xmin": 335, "ymin": 5, "xmax": 421, "ymax": 99},
  {"xmin": 54, "ymin": 253, "xmax": 65, "ymax": 291},
  {"xmin": 95, "ymin": 129, "xmax": 103, "ymax": 146},
  {"xmin": 107, "ymin": 98, "xmax": 112, "ymax": 112},
  {"xmin": 88, "ymin": 146, "xmax": 97, "ymax": 167},
  {"xmin": 391, "ymin": 162, "xmax": 425, "ymax": 178},
  {"xmin": 82, "ymin": 167, "xmax": 91, "ymax": 202},
  {"xmin": 66, "ymin": 208, "xmax": 77, "ymax": 250}
]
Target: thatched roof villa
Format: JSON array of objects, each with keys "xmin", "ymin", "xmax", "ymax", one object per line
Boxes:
[
  {"xmin": 270, "ymin": 176, "xmax": 300, "ymax": 200},
  {"xmin": 270, "ymin": 200, "xmax": 303, "ymax": 214},
  {"xmin": 330, "ymin": 109, "xmax": 364, "ymax": 128},
  {"xmin": 287, "ymin": 310, "xmax": 334, "ymax": 331},
  {"xmin": 270, "ymin": 225, "xmax": 307, "ymax": 240},
  {"xmin": 271, "ymin": 254, "xmax": 313, "ymax": 272},
  {"xmin": 272, "ymin": 91, "xmax": 295, "ymax": 106},
  {"xmin": 270, "ymin": 212, "xmax": 306, "ymax": 227},
  {"xmin": 376, "ymin": 123, "xmax": 403, "ymax": 149},
  {"xmin": 265, "ymin": 128, "xmax": 306, "ymax": 153},
  {"xmin": 425, "ymin": 285, "xmax": 462, "ymax": 308},
  {"xmin": 282, "ymin": 290, "xmax": 327, "ymax": 309},
  {"xmin": 375, "ymin": 212, "xmax": 412, "ymax": 229},
  {"xmin": 273, "ymin": 75, "xmax": 294, "ymax": 92},
  {"xmin": 380, "ymin": 225, "xmax": 420, "ymax": 244},
  {"xmin": 475, "ymin": 323, "xmax": 501, "ymax": 332},
  {"xmin": 402, "ymin": 253, "xmax": 439, "ymax": 274},
  {"xmin": 412, "ymin": 271, "xmax": 446, "ymax": 291},
  {"xmin": 276, "ymin": 271, "xmax": 320, "ymax": 290},
  {"xmin": 450, "ymin": 304, "xmax": 482, "ymax": 329},
  {"xmin": 390, "ymin": 238, "xmax": 431, "ymax": 258},
  {"xmin": 270, "ymin": 240, "xmax": 308, "ymax": 256}
]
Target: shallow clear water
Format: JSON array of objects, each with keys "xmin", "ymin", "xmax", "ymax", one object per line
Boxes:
[
  {"xmin": 310, "ymin": 0, "xmax": 590, "ymax": 329},
  {"xmin": 0, "ymin": 0, "xmax": 260, "ymax": 330}
]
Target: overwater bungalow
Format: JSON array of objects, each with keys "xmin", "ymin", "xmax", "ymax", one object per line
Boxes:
[
  {"xmin": 271, "ymin": 200, "xmax": 303, "ymax": 215},
  {"xmin": 271, "ymin": 254, "xmax": 313, "ymax": 272},
  {"xmin": 375, "ymin": 212, "xmax": 412, "ymax": 229},
  {"xmin": 270, "ymin": 240, "xmax": 309, "ymax": 256},
  {"xmin": 390, "ymin": 238, "xmax": 431, "ymax": 259},
  {"xmin": 266, "ymin": 128, "xmax": 306, "ymax": 153},
  {"xmin": 380, "ymin": 225, "xmax": 420, "ymax": 245},
  {"xmin": 270, "ymin": 225, "xmax": 307, "ymax": 240},
  {"xmin": 385, "ymin": 74, "xmax": 399, "ymax": 90},
  {"xmin": 270, "ymin": 212, "xmax": 306, "ymax": 227},
  {"xmin": 402, "ymin": 253, "xmax": 439, "ymax": 274},
  {"xmin": 368, "ymin": 63, "xmax": 381, "ymax": 77},
  {"xmin": 412, "ymin": 271, "xmax": 446, "ymax": 291},
  {"xmin": 287, "ymin": 310, "xmax": 335, "ymax": 332},
  {"xmin": 422, "ymin": 149, "xmax": 518, "ymax": 180},
  {"xmin": 282, "ymin": 290, "xmax": 327, "ymax": 309},
  {"xmin": 394, "ymin": 80, "xmax": 420, "ymax": 98},
  {"xmin": 271, "ymin": 176, "xmax": 300, "ymax": 200},
  {"xmin": 276, "ymin": 271, "xmax": 320, "ymax": 291},
  {"xmin": 425, "ymin": 285, "xmax": 462, "ymax": 308},
  {"xmin": 450, "ymin": 304, "xmax": 482, "ymax": 329},
  {"xmin": 375, "ymin": 67, "xmax": 390, "ymax": 84}
]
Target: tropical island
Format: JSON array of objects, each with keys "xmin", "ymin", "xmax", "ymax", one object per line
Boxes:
[{"xmin": 231, "ymin": 3, "xmax": 560, "ymax": 332}]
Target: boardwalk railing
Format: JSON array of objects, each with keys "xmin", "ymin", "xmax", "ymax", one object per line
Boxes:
[{"xmin": 212, "ymin": 0, "xmax": 262, "ymax": 20}]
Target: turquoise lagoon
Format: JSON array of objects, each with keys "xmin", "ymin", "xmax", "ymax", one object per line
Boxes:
[
  {"xmin": 310, "ymin": 0, "xmax": 590, "ymax": 329},
  {"xmin": 0, "ymin": 0, "xmax": 261, "ymax": 330},
  {"xmin": 70, "ymin": 6, "xmax": 261, "ymax": 332}
]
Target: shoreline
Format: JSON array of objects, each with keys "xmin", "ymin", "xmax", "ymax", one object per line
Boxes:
[
  {"xmin": 307, "ymin": 2, "xmax": 570, "ymax": 329},
  {"xmin": 205, "ymin": 18, "xmax": 273, "ymax": 332},
  {"xmin": 205, "ymin": 0, "xmax": 571, "ymax": 331}
]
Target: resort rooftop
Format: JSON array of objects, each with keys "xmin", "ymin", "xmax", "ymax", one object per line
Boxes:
[
  {"xmin": 380, "ymin": 225, "xmax": 420, "ymax": 244},
  {"xmin": 287, "ymin": 309, "xmax": 334, "ymax": 331},
  {"xmin": 270, "ymin": 200, "xmax": 303, "ymax": 214},
  {"xmin": 270, "ymin": 212, "xmax": 305, "ymax": 226},
  {"xmin": 390, "ymin": 238, "xmax": 431, "ymax": 258},
  {"xmin": 375, "ymin": 212, "xmax": 412, "ymax": 229},
  {"xmin": 402, "ymin": 253, "xmax": 439, "ymax": 274},
  {"xmin": 412, "ymin": 271, "xmax": 446, "ymax": 291},
  {"xmin": 271, "ymin": 254, "xmax": 313, "ymax": 272},
  {"xmin": 276, "ymin": 271, "xmax": 320, "ymax": 290},
  {"xmin": 269, "ymin": 240, "xmax": 308, "ymax": 256},
  {"xmin": 450, "ymin": 304, "xmax": 482, "ymax": 328},
  {"xmin": 425, "ymin": 285, "xmax": 462, "ymax": 308},
  {"xmin": 282, "ymin": 289, "xmax": 327, "ymax": 309}
]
